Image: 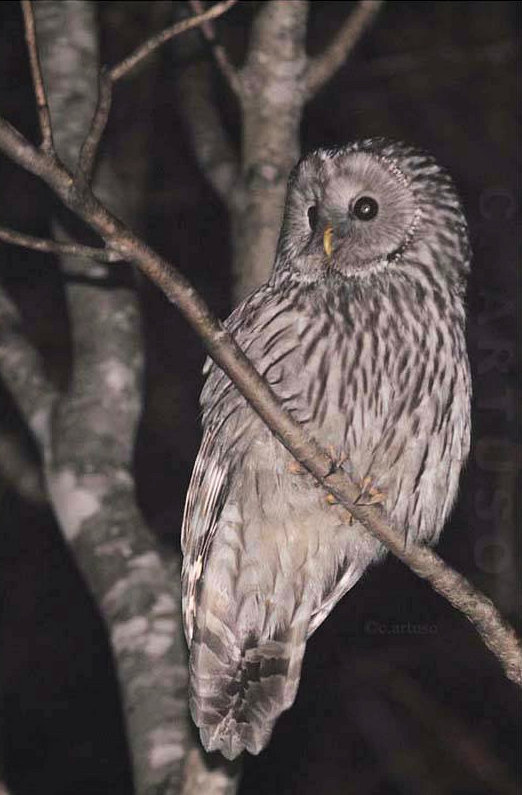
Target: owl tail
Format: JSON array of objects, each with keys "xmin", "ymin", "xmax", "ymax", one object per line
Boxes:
[{"xmin": 188, "ymin": 603, "xmax": 311, "ymax": 760}]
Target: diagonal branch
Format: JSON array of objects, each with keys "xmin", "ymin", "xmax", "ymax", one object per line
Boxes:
[
  {"xmin": 306, "ymin": 0, "xmax": 384, "ymax": 99},
  {"xmin": 0, "ymin": 116, "xmax": 519, "ymax": 686}
]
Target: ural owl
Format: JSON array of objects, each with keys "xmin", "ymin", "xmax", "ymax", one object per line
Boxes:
[{"xmin": 181, "ymin": 139, "xmax": 471, "ymax": 759}]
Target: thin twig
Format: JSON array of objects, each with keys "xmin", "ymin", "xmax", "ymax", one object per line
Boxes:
[
  {"xmin": 0, "ymin": 224, "xmax": 123, "ymax": 262},
  {"xmin": 306, "ymin": 0, "xmax": 384, "ymax": 98},
  {"xmin": 20, "ymin": 0, "xmax": 54, "ymax": 152},
  {"xmin": 0, "ymin": 116, "xmax": 519, "ymax": 686},
  {"xmin": 188, "ymin": 0, "xmax": 241, "ymax": 96},
  {"xmin": 77, "ymin": 68, "xmax": 112, "ymax": 181},
  {"xmin": 77, "ymin": 0, "xmax": 237, "ymax": 182},
  {"xmin": 109, "ymin": 0, "xmax": 237, "ymax": 82}
]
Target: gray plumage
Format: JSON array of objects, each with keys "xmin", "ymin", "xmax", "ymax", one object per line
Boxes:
[{"xmin": 181, "ymin": 139, "xmax": 471, "ymax": 760}]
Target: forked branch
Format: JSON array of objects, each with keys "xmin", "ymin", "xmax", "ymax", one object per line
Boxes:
[{"xmin": 79, "ymin": 0, "xmax": 237, "ymax": 180}]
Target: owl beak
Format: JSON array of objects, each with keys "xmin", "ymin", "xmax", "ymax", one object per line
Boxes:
[{"xmin": 323, "ymin": 224, "xmax": 333, "ymax": 258}]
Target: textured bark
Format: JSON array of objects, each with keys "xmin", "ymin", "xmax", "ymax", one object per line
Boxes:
[
  {"xmin": 232, "ymin": 0, "xmax": 308, "ymax": 300},
  {"xmin": 0, "ymin": 285, "xmax": 56, "ymax": 451},
  {"xmin": 28, "ymin": 3, "xmax": 191, "ymax": 792}
]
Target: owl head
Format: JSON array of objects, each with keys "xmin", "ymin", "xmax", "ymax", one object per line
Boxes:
[{"xmin": 274, "ymin": 139, "xmax": 470, "ymax": 285}]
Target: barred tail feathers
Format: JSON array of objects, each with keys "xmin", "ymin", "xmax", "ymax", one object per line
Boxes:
[{"xmin": 189, "ymin": 601, "xmax": 311, "ymax": 760}]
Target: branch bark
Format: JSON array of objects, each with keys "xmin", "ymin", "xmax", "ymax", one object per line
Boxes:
[
  {"xmin": 0, "ymin": 224, "xmax": 122, "ymax": 261},
  {"xmin": 231, "ymin": 0, "xmax": 309, "ymax": 300},
  {"xmin": 0, "ymin": 114, "xmax": 519, "ymax": 685}
]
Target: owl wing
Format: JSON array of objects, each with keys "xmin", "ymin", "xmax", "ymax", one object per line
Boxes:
[
  {"xmin": 182, "ymin": 282, "xmax": 298, "ymax": 646},
  {"xmin": 181, "ymin": 423, "xmax": 229, "ymax": 645}
]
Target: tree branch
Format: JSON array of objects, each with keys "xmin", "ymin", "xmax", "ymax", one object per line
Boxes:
[
  {"xmin": 306, "ymin": 0, "xmax": 384, "ymax": 98},
  {"xmin": 109, "ymin": 0, "xmax": 237, "ymax": 83},
  {"xmin": 20, "ymin": 0, "xmax": 54, "ymax": 152},
  {"xmin": 0, "ymin": 117, "xmax": 519, "ymax": 686},
  {"xmin": 232, "ymin": 0, "xmax": 309, "ymax": 299},
  {"xmin": 174, "ymin": 4, "xmax": 240, "ymax": 206},
  {"xmin": 0, "ymin": 283, "xmax": 56, "ymax": 453},
  {"xmin": 0, "ymin": 224, "xmax": 123, "ymax": 262},
  {"xmin": 188, "ymin": 0, "xmax": 241, "ymax": 96},
  {"xmin": 79, "ymin": 0, "xmax": 238, "ymax": 181}
]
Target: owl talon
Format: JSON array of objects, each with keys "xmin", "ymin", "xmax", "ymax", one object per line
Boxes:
[
  {"xmin": 327, "ymin": 445, "xmax": 348, "ymax": 468},
  {"xmin": 355, "ymin": 476, "xmax": 386, "ymax": 507},
  {"xmin": 288, "ymin": 460, "xmax": 305, "ymax": 475},
  {"xmin": 326, "ymin": 492, "xmax": 355, "ymax": 524}
]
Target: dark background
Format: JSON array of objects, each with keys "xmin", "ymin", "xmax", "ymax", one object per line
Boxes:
[{"xmin": 0, "ymin": 2, "xmax": 518, "ymax": 793}]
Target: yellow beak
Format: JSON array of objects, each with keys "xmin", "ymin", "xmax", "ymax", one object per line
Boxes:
[{"xmin": 323, "ymin": 224, "xmax": 333, "ymax": 258}]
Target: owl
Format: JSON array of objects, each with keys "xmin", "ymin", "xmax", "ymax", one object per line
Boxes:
[{"xmin": 181, "ymin": 139, "xmax": 471, "ymax": 760}]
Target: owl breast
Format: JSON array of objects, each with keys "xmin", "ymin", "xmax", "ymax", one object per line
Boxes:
[{"xmin": 205, "ymin": 270, "xmax": 470, "ymax": 582}]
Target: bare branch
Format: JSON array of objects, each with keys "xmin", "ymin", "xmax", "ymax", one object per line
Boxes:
[
  {"xmin": 174, "ymin": 8, "xmax": 240, "ymax": 206},
  {"xmin": 306, "ymin": 0, "xmax": 384, "ymax": 98},
  {"xmin": 0, "ymin": 224, "xmax": 123, "ymax": 262},
  {"xmin": 77, "ymin": 68, "xmax": 112, "ymax": 181},
  {"xmin": 20, "ymin": 0, "xmax": 54, "ymax": 152},
  {"xmin": 0, "ymin": 118, "xmax": 519, "ymax": 686},
  {"xmin": 109, "ymin": 0, "xmax": 237, "ymax": 83},
  {"xmin": 0, "ymin": 283, "xmax": 56, "ymax": 452},
  {"xmin": 77, "ymin": 0, "xmax": 238, "ymax": 184},
  {"xmin": 188, "ymin": 0, "xmax": 242, "ymax": 96}
]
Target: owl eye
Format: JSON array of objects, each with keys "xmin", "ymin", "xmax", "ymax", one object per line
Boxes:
[
  {"xmin": 353, "ymin": 196, "xmax": 379, "ymax": 221},
  {"xmin": 307, "ymin": 205, "xmax": 318, "ymax": 231}
]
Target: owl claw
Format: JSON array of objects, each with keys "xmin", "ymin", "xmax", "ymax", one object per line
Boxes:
[
  {"xmin": 327, "ymin": 445, "xmax": 348, "ymax": 468},
  {"xmin": 355, "ymin": 476, "xmax": 386, "ymax": 507},
  {"xmin": 325, "ymin": 492, "xmax": 355, "ymax": 525},
  {"xmin": 288, "ymin": 460, "xmax": 306, "ymax": 475}
]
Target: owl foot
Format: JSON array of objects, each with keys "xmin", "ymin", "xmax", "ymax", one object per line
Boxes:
[
  {"xmin": 288, "ymin": 460, "xmax": 306, "ymax": 475},
  {"xmin": 355, "ymin": 476, "xmax": 386, "ymax": 507},
  {"xmin": 325, "ymin": 492, "xmax": 355, "ymax": 525},
  {"xmin": 327, "ymin": 445, "xmax": 348, "ymax": 468}
]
